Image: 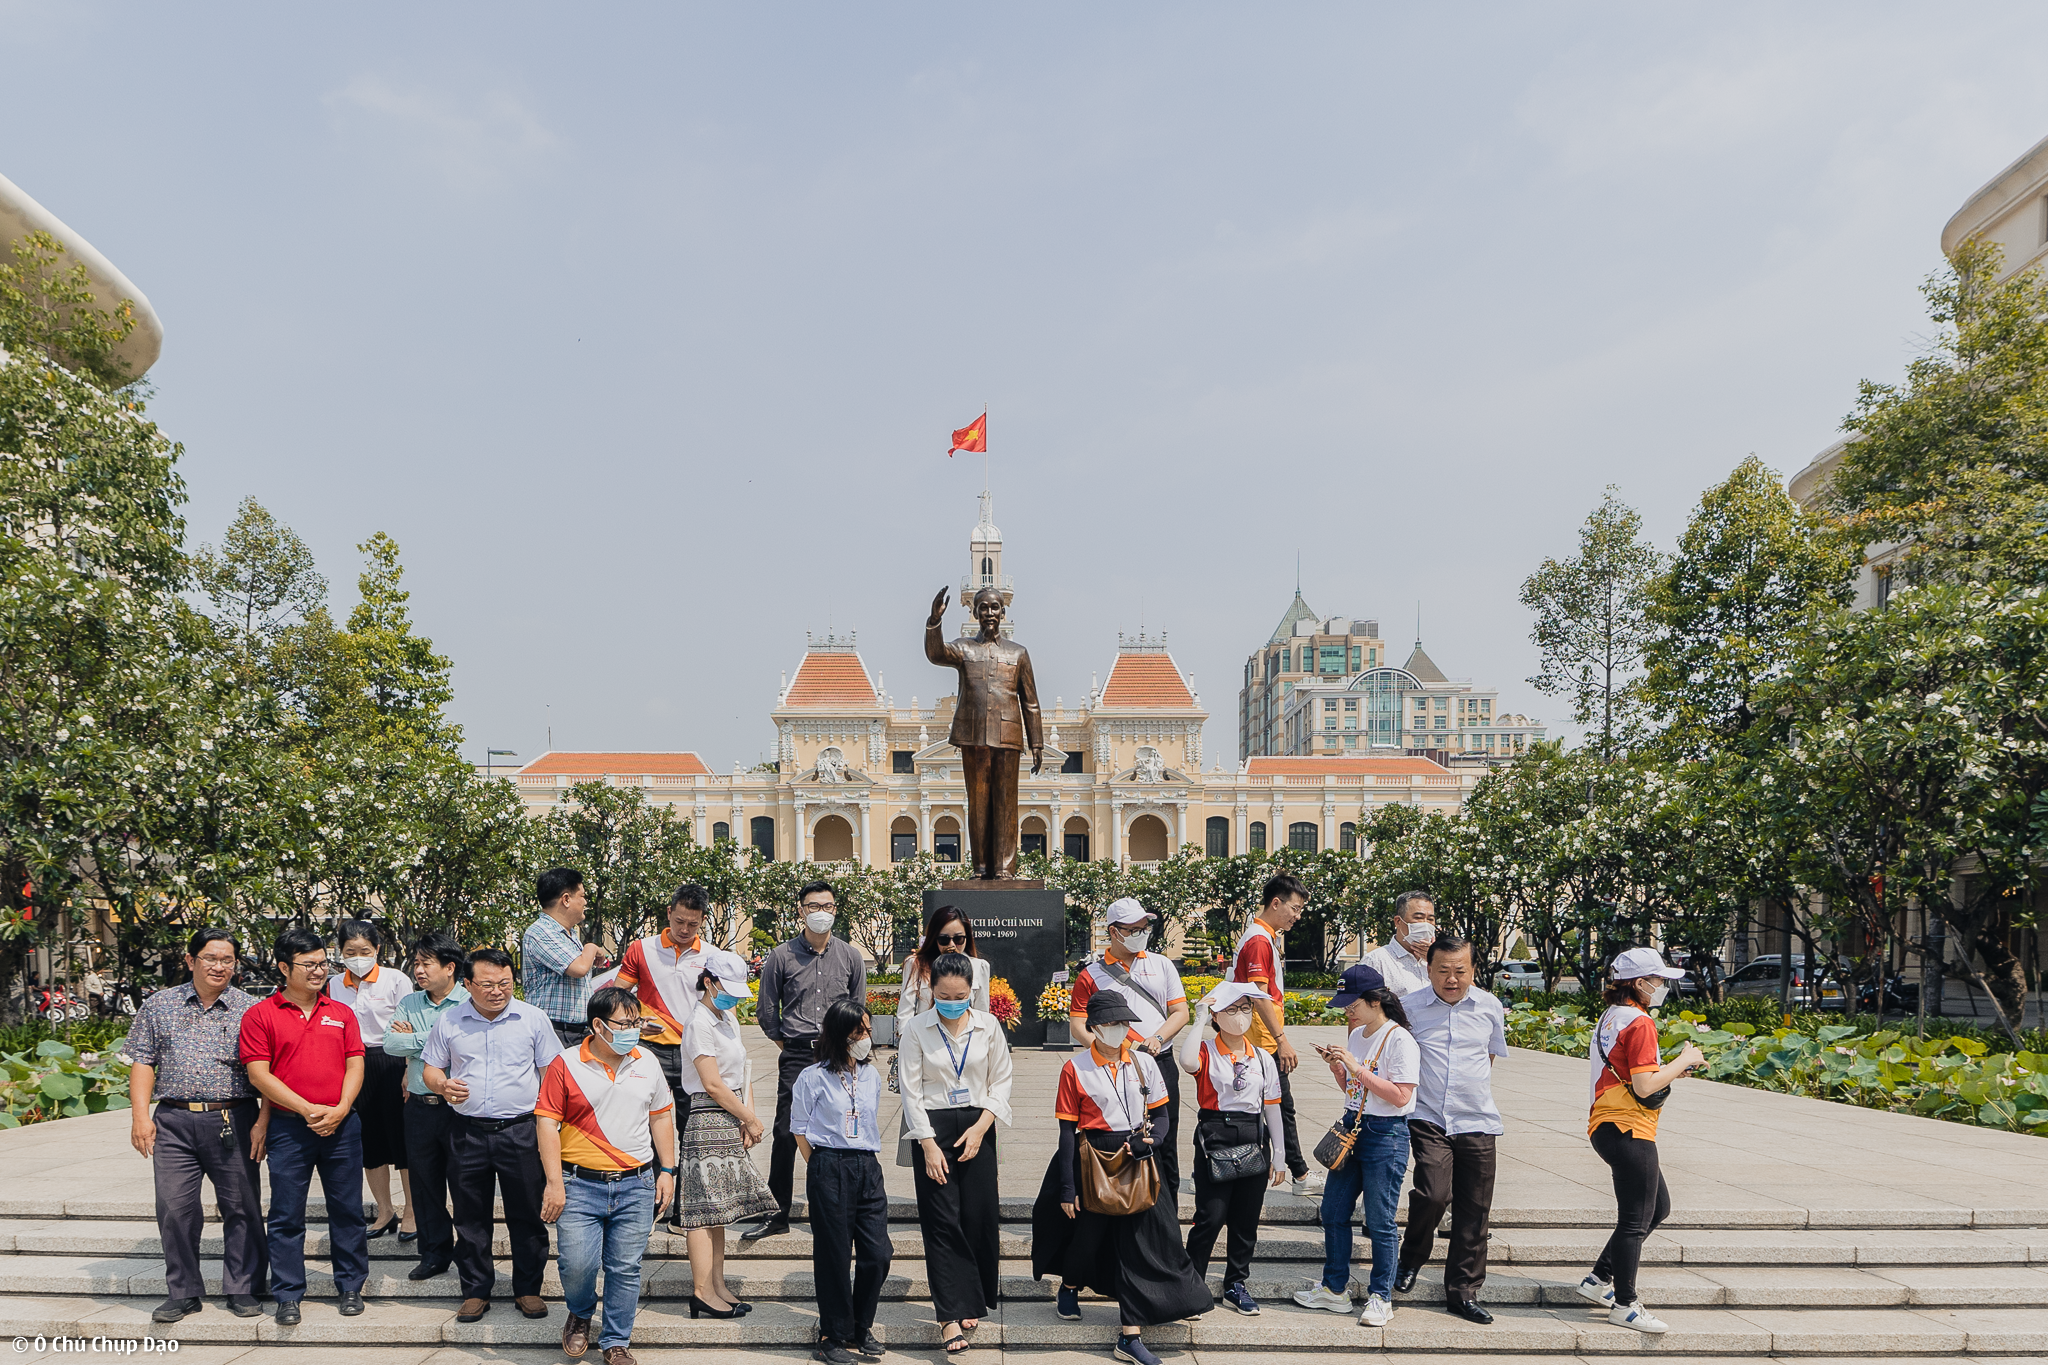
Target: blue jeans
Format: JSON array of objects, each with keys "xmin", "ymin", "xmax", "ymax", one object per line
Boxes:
[
  {"xmin": 557, "ymin": 1168, "xmax": 658, "ymax": 1349},
  {"xmin": 1319, "ymin": 1114, "xmax": 1410, "ymax": 1298},
  {"xmin": 264, "ymin": 1111, "xmax": 369, "ymax": 1302}
]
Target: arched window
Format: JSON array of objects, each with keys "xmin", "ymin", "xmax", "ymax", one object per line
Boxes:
[
  {"xmin": 1288, "ymin": 821, "xmax": 1318, "ymax": 852},
  {"xmin": 1248, "ymin": 821, "xmax": 1267, "ymax": 852},
  {"xmin": 1063, "ymin": 815, "xmax": 1090, "ymax": 862},
  {"xmin": 1206, "ymin": 816, "xmax": 1230, "ymax": 857},
  {"xmin": 712, "ymin": 821, "xmax": 730, "ymax": 843},
  {"xmin": 1339, "ymin": 821, "xmax": 1357, "ymax": 853},
  {"xmin": 890, "ymin": 816, "xmax": 917, "ymax": 863},
  {"xmin": 982, "ymin": 556, "xmax": 992, "ymax": 579},
  {"xmin": 749, "ymin": 816, "xmax": 775, "ymax": 860},
  {"xmin": 933, "ymin": 816, "xmax": 961, "ymax": 863}
]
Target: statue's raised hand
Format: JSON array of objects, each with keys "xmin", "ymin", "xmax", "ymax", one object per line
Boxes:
[{"xmin": 927, "ymin": 587, "xmax": 950, "ymax": 628}]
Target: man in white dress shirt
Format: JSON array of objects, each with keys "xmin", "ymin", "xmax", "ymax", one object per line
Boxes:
[
  {"xmin": 1362, "ymin": 891, "xmax": 1438, "ymax": 1000},
  {"xmin": 1396, "ymin": 933, "xmax": 1507, "ymax": 1326}
]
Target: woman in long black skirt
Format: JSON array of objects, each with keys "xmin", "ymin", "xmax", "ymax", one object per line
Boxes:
[
  {"xmin": 1032, "ymin": 989, "xmax": 1210, "ymax": 1365},
  {"xmin": 330, "ymin": 919, "xmax": 413, "ymax": 1238},
  {"xmin": 901, "ymin": 952, "xmax": 1014, "ymax": 1354}
]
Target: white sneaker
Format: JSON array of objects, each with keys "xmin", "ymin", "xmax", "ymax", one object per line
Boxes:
[
  {"xmin": 1292, "ymin": 1283, "xmax": 1352, "ymax": 1314},
  {"xmin": 1357, "ymin": 1293, "xmax": 1392, "ymax": 1327},
  {"xmin": 1575, "ymin": 1274, "xmax": 1615, "ymax": 1307},
  {"xmin": 1289, "ymin": 1172, "xmax": 1325, "ymax": 1196},
  {"xmin": 1608, "ymin": 1300, "xmax": 1667, "ymax": 1334}
]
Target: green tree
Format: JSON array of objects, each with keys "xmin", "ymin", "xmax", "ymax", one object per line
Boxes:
[
  {"xmin": 1520, "ymin": 489, "xmax": 1662, "ymax": 762},
  {"xmin": 1644, "ymin": 457, "xmax": 1857, "ymax": 754},
  {"xmin": 344, "ymin": 533, "xmax": 456, "ymax": 749},
  {"xmin": 1829, "ymin": 240, "xmax": 2048, "ymax": 588},
  {"xmin": 526, "ymin": 783, "xmax": 698, "ymax": 956},
  {"xmin": 192, "ymin": 497, "xmax": 327, "ymax": 652}
]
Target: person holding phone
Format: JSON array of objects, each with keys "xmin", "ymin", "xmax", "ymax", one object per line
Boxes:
[
  {"xmin": 1293, "ymin": 965, "xmax": 1418, "ymax": 1327},
  {"xmin": 1575, "ymin": 948, "xmax": 1705, "ymax": 1335}
]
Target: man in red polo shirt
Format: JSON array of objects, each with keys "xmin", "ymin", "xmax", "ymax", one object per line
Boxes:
[{"xmin": 240, "ymin": 926, "xmax": 370, "ymax": 1326}]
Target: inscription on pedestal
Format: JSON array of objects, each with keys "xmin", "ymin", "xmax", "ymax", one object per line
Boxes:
[{"xmin": 922, "ymin": 886, "xmax": 1066, "ymax": 1047}]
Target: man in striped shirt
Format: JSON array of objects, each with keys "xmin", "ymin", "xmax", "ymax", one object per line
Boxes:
[{"xmin": 537, "ymin": 986, "xmax": 678, "ymax": 1365}]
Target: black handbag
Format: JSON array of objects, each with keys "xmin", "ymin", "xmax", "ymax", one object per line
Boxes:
[{"xmin": 1200, "ymin": 1112, "xmax": 1268, "ymax": 1183}]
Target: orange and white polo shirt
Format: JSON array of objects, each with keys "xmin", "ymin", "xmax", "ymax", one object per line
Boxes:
[
  {"xmin": 535, "ymin": 1040, "xmax": 673, "ymax": 1171},
  {"xmin": 615, "ymin": 928, "xmax": 709, "ymax": 1046},
  {"xmin": 1055, "ymin": 1043, "xmax": 1170, "ymax": 1133}
]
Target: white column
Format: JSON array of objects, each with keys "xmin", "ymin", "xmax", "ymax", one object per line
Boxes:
[
  {"xmin": 1174, "ymin": 801, "xmax": 1187, "ymax": 853},
  {"xmin": 858, "ymin": 801, "xmax": 871, "ymax": 867},
  {"xmin": 919, "ymin": 802, "xmax": 933, "ymax": 853}
]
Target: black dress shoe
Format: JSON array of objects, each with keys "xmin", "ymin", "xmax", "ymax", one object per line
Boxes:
[
  {"xmin": 339, "ymin": 1288, "xmax": 365, "ymax": 1316},
  {"xmin": 854, "ymin": 1331, "xmax": 885, "ymax": 1360},
  {"xmin": 1446, "ymin": 1299, "xmax": 1493, "ymax": 1325},
  {"xmin": 740, "ymin": 1217, "xmax": 790, "ymax": 1242},
  {"xmin": 407, "ymin": 1260, "xmax": 452, "ymax": 1282},
  {"xmin": 227, "ymin": 1294, "xmax": 264, "ymax": 1318},
  {"xmin": 151, "ymin": 1297, "xmax": 202, "ymax": 1323},
  {"xmin": 398, "ymin": 1229, "xmax": 419, "ymax": 1243},
  {"xmin": 1394, "ymin": 1266, "xmax": 1419, "ymax": 1294},
  {"xmin": 275, "ymin": 1300, "xmax": 302, "ymax": 1326}
]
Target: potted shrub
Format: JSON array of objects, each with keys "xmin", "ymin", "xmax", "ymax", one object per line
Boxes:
[{"xmin": 866, "ymin": 988, "xmax": 899, "ymax": 1046}]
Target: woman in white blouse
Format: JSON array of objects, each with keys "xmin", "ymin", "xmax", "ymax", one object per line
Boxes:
[
  {"xmin": 899, "ymin": 952, "xmax": 1013, "ymax": 1355},
  {"xmin": 673, "ymin": 951, "xmax": 778, "ymax": 1317},
  {"xmin": 897, "ymin": 905, "xmax": 992, "ymax": 1016}
]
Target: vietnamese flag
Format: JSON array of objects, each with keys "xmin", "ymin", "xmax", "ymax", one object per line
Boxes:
[{"xmin": 948, "ymin": 413, "xmax": 987, "ymax": 456}]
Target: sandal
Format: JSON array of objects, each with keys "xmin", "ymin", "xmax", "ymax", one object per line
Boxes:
[{"xmin": 943, "ymin": 1335, "xmax": 970, "ymax": 1354}]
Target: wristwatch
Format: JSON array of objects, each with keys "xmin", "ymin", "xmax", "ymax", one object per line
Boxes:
[{"xmin": 658, "ymin": 1165, "xmax": 678, "ymax": 1174}]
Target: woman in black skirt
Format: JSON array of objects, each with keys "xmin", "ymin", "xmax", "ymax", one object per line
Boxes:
[
  {"xmin": 1176, "ymin": 982, "xmax": 1286, "ymax": 1315},
  {"xmin": 900, "ymin": 952, "xmax": 1014, "ymax": 1354},
  {"xmin": 1032, "ymin": 989, "xmax": 1211, "ymax": 1365},
  {"xmin": 330, "ymin": 919, "xmax": 413, "ymax": 1238}
]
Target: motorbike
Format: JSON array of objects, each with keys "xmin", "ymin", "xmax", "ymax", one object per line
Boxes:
[
  {"xmin": 37, "ymin": 986, "xmax": 90, "ymax": 1023},
  {"xmin": 1854, "ymin": 971, "xmax": 1921, "ymax": 1015}
]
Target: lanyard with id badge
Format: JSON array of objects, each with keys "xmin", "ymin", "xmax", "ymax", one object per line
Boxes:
[
  {"xmin": 939, "ymin": 1024, "xmax": 975, "ymax": 1108},
  {"xmin": 840, "ymin": 1071, "xmax": 863, "ymax": 1142}
]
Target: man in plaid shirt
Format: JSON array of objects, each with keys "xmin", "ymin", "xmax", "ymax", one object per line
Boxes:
[{"xmin": 523, "ymin": 867, "xmax": 604, "ymax": 1049}]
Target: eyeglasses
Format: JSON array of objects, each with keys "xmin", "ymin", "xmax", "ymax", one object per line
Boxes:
[
  {"xmin": 290, "ymin": 960, "xmax": 331, "ymax": 976},
  {"xmin": 936, "ymin": 933, "xmax": 968, "ymax": 946}
]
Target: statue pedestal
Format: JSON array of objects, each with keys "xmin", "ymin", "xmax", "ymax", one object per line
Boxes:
[{"xmin": 924, "ymin": 885, "xmax": 1065, "ymax": 1048}]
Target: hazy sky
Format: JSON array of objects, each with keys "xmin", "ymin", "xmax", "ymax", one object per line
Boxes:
[{"xmin": 7, "ymin": 4, "xmax": 2048, "ymax": 767}]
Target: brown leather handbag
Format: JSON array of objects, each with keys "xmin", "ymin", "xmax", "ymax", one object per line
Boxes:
[{"xmin": 1076, "ymin": 1135, "xmax": 1160, "ymax": 1215}]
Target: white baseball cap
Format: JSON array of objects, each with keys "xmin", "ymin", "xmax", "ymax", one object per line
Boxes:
[
  {"xmin": 1201, "ymin": 981, "xmax": 1268, "ymax": 1012},
  {"xmin": 705, "ymin": 948, "xmax": 753, "ymax": 998},
  {"xmin": 1609, "ymin": 947, "xmax": 1685, "ymax": 981},
  {"xmin": 1105, "ymin": 898, "xmax": 1154, "ymax": 927}
]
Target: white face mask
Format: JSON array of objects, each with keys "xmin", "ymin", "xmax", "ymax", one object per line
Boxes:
[
  {"xmin": 1093, "ymin": 1022, "xmax": 1130, "ymax": 1048},
  {"xmin": 343, "ymin": 955, "xmax": 376, "ymax": 978},
  {"xmin": 1647, "ymin": 983, "xmax": 1669, "ymax": 1008},
  {"xmin": 1404, "ymin": 921, "xmax": 1435, "ymax": 945},
  {"xmin": 1115, "ymin": 930, "xmax": 1148, "ymax": 953},
  {"xmin": 848, "ymin": 1037, "xmax": 873, "ymax": 1061},
  {"xmin": 1215, "ymin": 1009, "xmax": 1253, "ymax": 1036},
  {"xmin": 805, "ymin": 910, "xmax": 836, "ymax": 936}
]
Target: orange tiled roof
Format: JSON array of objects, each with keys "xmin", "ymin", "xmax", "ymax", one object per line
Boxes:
[
  {"xmin": 1246, "ymin": 756, "xmax": 1449, "ymax": 776},
  {"xmin": 519, "ymin": 752, "xmax": 711, "ymax": 776},
  {"xmin": 784, "ymin": 651, "xmax": 879, "ymax": 708},
  {"xmin": 1099, "ymin": 652, "xmax": 1197, "ymax": 708}
]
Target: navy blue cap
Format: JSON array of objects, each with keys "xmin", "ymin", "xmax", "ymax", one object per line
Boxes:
[{"xmin": 1330, "ymin": 963, "xmax": 1388, "ymax": 1007}]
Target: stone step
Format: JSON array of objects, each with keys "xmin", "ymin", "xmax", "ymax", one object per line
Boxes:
[
  {"xmin": 4, "ymin": 1292, "xmax": 2048, "ymax": 1354},
  {"xmin": 18, "ymin": 1189, "xmax": 2044, "ymax": 1229},
  {"xmin": 12, "ymin": 1251, "xmax": 2048, "ymax": 1311},
  {"xmin": 8, "ymin": 1217, "xmax": 2042, "ymax": 1269}
]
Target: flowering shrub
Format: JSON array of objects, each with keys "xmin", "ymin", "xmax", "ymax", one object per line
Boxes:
[
  {"xmin": 865, "ymin": 989, "xmax": 899, "ymax": 1014},
  {"xmin": 1038, "ymin": 982, "xmax": 1071, "ymax": 1021},
  {"xmin": 1506, "ymin": 1002, "xmax": 2048, "ymax": 1135},
  {"xmin": 987, "ymin": 977, "xmax": 1022, "ymax": 1032}
]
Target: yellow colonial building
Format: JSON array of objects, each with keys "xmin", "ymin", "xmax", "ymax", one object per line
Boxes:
[{"xmin": 512, "ymin": 497, "xmax": 1487, "ymax": 866}]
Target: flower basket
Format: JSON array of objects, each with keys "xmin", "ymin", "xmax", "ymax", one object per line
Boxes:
[
  {"xmin": 1036, "ymin": 981, "xmax": 1072, "ymax": 1021},
  {"xmin": 987, "ymin": 977, "xmax": 1022, "ymax": 1032}
]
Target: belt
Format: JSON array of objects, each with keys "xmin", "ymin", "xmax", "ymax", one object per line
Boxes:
[
  {"xmin": 455, "ymin": 1112, "xmax": 536, "ymax": 1133},
  {"xmin": 566, "ymin": 1161, "xmax": 654, "ymax": 1183},
  {"xmin": 157, "ymin": 1099, "xmax": 252, "ymax": 1111},
  {"xmin": 412, "ymin": 1092, "xmax": 445, "ymax": 1106}
]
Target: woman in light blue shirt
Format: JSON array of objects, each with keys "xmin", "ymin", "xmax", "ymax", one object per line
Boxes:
[{"xmin": 792, "ymin": 999, "xmax": 888, "ymax": 1365}]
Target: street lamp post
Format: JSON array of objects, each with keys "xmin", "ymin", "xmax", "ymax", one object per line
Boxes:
[{"xmin": 486, "ymin": 748, "xmax": 518, "ymax": 780}]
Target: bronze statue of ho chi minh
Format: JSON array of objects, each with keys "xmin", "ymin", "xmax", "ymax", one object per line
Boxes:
[{"xmin": 924, "ymin": 585, "xmax": 1044, "ymax": 880}]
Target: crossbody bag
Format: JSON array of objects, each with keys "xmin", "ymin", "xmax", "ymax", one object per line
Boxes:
[
  {"xmin": 1597, "ymin": 1019, "xmax": 1670, "ymax": 1110},
  {"xmin": 1313, "ymin": 1026, "xmax": 1395, "ymax": 1171}
]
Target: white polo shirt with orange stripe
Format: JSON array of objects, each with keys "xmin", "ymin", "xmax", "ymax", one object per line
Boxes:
[
  {"xmin": 330, "ymin": 963, "xmax": 412, "ymax": 1049},
  {"xmin": 615, "ymin": 928, "xmax": 709, "ymax": 1046},
  {"xmin": 535, "ymin": 1040, "xmax": 674, "ymax": 1171},
  {"xmin": 1190, "ymin": 1035, "xmax": 1282, "ymax": 1115},
  {"xmin": 1055, "ymin": 1043, "xmax": 1170, "ymax": 1132}
]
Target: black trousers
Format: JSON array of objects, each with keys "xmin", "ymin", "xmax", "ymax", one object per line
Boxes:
[
  {"xmin": 767, "ymin": 1043, "xmax": 815, "ymax": 1218},
  {"xmin": 910, "ymin": 1107, "xmax": 1000, "ymax": 1323},
  {"xmin": 401, "ymin": 1096, "xmax": 456, "ymax": 1265},
  {"xmin": 448, "ymin": 1114, "xmax": 550, "ymax": 1300},
  {"xmin": 152, "ymin": 1100, "xmax": 266, "ymax": 1299},
  {"xmin": 1275, "ymin": 1063, "xmax": 1308, "ymax": 1179},
  {"xmin": 550, "ymin": 1020, "xmax": 587, "ymax": 1051},
  {"xmin": 1153, "ymin": 1058, "xmax": 1183, "ymax": 1201},
  {"xmin": 1186, "ymin": 1110, "xmax": 1268, "ymax": 1289},
  {"xmin": 645, "ymin": 1042, "xmax": 694, "ymax": 1223},
  {"xmin": 807, "ymin": 1147, "xmax": 891, "ymax": 1344},
  {"xmin": 1589, "ymin": 1123, "xmax": 1669, "ymax": 1304},
  {"xmin": 1398, "ymin": 1121, "xmax": 1497, "ymax": 1302}
]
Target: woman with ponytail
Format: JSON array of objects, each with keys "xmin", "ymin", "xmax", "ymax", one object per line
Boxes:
[
  {"xmin": 1292, "ymin": 964, "xmax": 1419, "ymax": 1327},
  {"xmin": 1176, "ymin": 982, "xmax": 1286, "ymax": 1316}
]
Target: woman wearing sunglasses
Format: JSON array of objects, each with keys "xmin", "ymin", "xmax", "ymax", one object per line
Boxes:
[
  {"xmin": 899, "ymin": 951, "xmax": 1014, "ymax": 1354},
  {"xmin": 1176, "ymin": 981, "xmax": 1286, "ymax": 1316},
  {"xmin": 895, "ymin": 906, "xmax": 991, "ymax": 1168}
]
